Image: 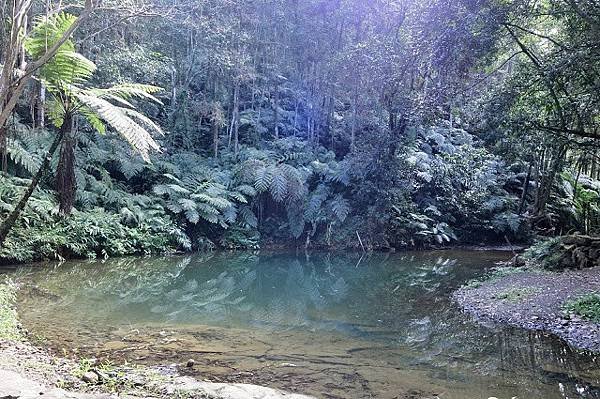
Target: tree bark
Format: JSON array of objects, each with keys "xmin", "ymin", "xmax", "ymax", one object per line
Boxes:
[
  {"xmin": 0, "ymin": 130, "xmax": 64, "ymax": 246},
  {"xmin": 517, "ymin": 163, "xmax": 532, "ymax": 215},
  {"xmin": 534, "ymin": 145, "xmax": 567, "ymax": 217},
  {"xmin": 273, "ymin": 82, "xmax": 279, "ymax": 139},
  {"xmin": 56, "ymin": 114, "xmax": 75, "ymax": 215},
  {"xmin": 212, "ymin": 118, "xmax": 219, "ymax": 158}
]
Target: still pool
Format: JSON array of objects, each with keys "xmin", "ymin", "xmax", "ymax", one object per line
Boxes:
[{"xmin": 4, "ymin": 251, "xmax": 600, "ymax": 398}]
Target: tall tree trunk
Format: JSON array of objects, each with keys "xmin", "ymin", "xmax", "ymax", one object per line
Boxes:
[
  {"xmin": 57, "ymin": 114, "xmax": 75, "ymax": 215},
  {"xmin": 0, "ymin": 129, "xmax": 64, "ymax": 246},
  {"xmin": 0, "ymin": 126, "xmax": 7, "ymax": 173},
  {"xmin": 38, "ymin": 83, "xmax": 45, "ymax": 128}
]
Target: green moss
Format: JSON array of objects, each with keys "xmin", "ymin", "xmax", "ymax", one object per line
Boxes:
[
  {"xmin": 564, "ymin": 293, "xmax": 600, "ymax": 322},
  {"xmin": 496, "ymin": 287, "xmax": 540, "ymax": 302},
  {"xmin": 461, "ymin": 266, "xmax": 534, "ymax": 290},
  {"xmin": 0, "ymin": 279, "xmax": 22, "ymax": 340}
]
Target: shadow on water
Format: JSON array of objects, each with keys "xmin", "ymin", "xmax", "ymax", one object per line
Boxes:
[{"xmin": 6, "ymin": 250, "xmax": 600, "ymax": 399}]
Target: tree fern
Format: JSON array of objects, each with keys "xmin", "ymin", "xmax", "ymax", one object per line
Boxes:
[{"xmin": 254, "ymin": 164, "xmax": 274, "ymax": 192}]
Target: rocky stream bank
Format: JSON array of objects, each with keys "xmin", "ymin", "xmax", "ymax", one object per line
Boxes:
[
  {"xmin": 454, "ymin": 266, "xmax": 600, "ymax": 352},
  {"xmin": 0, "ymin": 338, "xmax": 316, "ymax": 399}
]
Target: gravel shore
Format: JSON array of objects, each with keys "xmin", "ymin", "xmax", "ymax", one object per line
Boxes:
[{"xmin": 454, "ymin": 266, "xmax": 600, "ymax": 352}]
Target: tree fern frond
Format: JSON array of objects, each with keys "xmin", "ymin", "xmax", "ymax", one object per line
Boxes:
[
  {"xmin": 254, "ymin": 165, "xmax": 274, "ymax": 193},
  {"xmin": 90, "ymin": 84, "xmax": 163, "ymax": 105},
  {"xmin": 75, "ymin": 92, "xmax": 161, "ymax": 162},
  {"xmin": 121, "ymin": 108, "xmax": 163, "ymax": 137},
  {"xmin": 6, "ymin": 140, "xmax": 42, "ymax": 175},
  {"xmin": 79, "ymin": 106, "xmax": 106, "ymax": 134},
  {"xmin": 26, "ymin": 13, "xmax": 96, "ymax": 84},
  {"xmin": 239, "ymin": 206, "xmax": 258, "ymax": 228},
  {"xmin": 270, "ymin": 168, "xmax": 288, "ymax": 202},
  {"xmin": 331, "ymin": 195, "xmax": 350, "ymax": 222}
]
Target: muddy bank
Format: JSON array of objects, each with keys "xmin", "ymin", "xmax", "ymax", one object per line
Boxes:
[{"xmin": 454, "ymin": 266, "xmax": 600, "ymax": 352}]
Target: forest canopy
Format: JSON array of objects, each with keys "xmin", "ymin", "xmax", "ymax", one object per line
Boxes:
[{"xmin": 0, "ymin": 0, "xmax": 599, "ymax": 261}]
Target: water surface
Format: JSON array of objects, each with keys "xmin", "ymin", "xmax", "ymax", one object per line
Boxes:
[{"xmin": 6, "ymin": 251, "xmax": 600, "ymax": 398}]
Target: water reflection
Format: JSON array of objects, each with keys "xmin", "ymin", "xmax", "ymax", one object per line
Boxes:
[{"xmin": 9, "ymin": 251, "xmax": 600, "ymax": 399}]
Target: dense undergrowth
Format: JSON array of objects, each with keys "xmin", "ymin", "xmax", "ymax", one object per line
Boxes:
[
  {"xmin": 4, "ymin": 119, "xmax": 600, "ymax": 263},
  {"xmin": 1, "ymin": 122, "xmax": 533, "ymax": 263}
]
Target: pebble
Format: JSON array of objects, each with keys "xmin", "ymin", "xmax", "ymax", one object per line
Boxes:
[
  {"xmin": 186, "ymin": 359, "xmax": 195, "ymax": 368},
  {"xmin": 82, "ymin": 371, "xmax": 99, "ymax": 384}
]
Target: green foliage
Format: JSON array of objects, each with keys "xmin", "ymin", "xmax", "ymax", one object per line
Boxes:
[
  {"xmin": 550, "ymin": 171, "xmax": 600, "ymax": 235},
  {"xmin": 5, "ymin": 0, "xmax": 599, "ymax": 258},
  {"xmin": 390, "ymin": 207, "xmax": 457, "ymax": 247},
  {"xmin": 153, "ymin": 160, "xmax": 255, "ymax": 229},
  {"xmin": 564, "ymin": 293, "xmax": 600, "ymax": 322},
  {"xmin": 496, "ymin": 287, "xmax": 540, "ymax": 302},
  {"xmin": 0, "ymin": 280, "xmax": 21, "ymax": 341},
  {"xmin": 25, "ymin": 12, "xmax": 96, "ymax": 85},
  {"xmin": 4, "ymin": 122, "xmax": 47, "ymax": 175},
  {"xmin": 26, "ymin": 12, "xmax": 163, "ymax": 162},
  {"xmin": 523, "ymin": 237, "xmax": 565, "ymax": 270},
  {"xmin": 0, "ymin": 175, "xmax": 184, "ymax": 262}
]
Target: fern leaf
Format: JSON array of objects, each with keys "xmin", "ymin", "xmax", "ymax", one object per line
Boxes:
[
  {"xmin": 75, "ymin": 92, "xmax": 161, "ymax": 162},
  {"xmin": 331, "ymin": 195, "xmax": 350, "ymax": 222},
  {"xmin": 270, "ymin": 168, "xmax": 288, "ymax": 202}
]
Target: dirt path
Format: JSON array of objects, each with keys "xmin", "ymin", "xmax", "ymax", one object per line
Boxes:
[{"xmin": 454, "ymin": 266, "xmax": 600, "ymax": 352}]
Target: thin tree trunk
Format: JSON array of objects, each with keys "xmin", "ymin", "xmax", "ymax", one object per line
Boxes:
[
  {"xmin": 0, "ymin": 130, "xmax": 64, "ymax": 246},
  {"xmin": 0, "ymin": 126, "xmax": 7, "ymax": 173},
  {"xmin": 273, "ymin": 82, "xmax": 279, "ymax": 139},
  {"xmin": 518, "ymin": 163, "xmax": 532, "ymax": 215},
  {"xmin": 212, "ymin": 119, "xmax": 219, "ymax": 158},
  {"xmin": 535, "ymin": 145, "xmax": 567, "ymax": 217},
  {"xmin": 232, "ymin": 80, "xmax": 240, "ymax": 154},
  {"xmin": 38, "ymin": 83, "xmax": 45, "ymax": 127}
]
